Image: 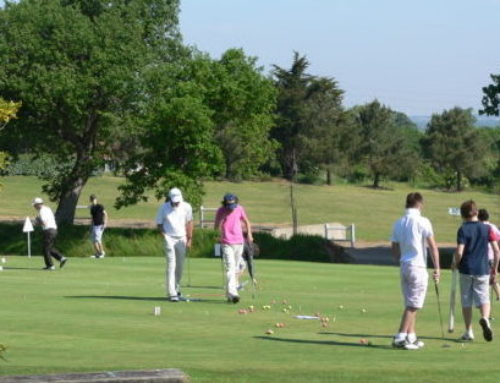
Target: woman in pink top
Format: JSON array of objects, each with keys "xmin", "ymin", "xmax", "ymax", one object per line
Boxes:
[
  {"xmin": 479, "ymin": 209, "xmax": 500, "ymax": 301},
  {"xmin": 214, "ymin": 193, "xmax": 253, "ymax": 303}
]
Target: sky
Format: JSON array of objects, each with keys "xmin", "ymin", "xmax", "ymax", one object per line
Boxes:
[
  {"xmin": 179, "ymin": 0, "xmax": 500, "ymax": 116},
  {"xmin": 1, "ymin": 0, "xmax": 498, "ymax": 116}
]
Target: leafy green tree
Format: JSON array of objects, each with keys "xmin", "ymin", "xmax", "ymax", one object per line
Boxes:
[
  {"xmin": 207, "ymin": 49, "xmax": 277, "ymax": 180},
  {"xmin": 0, "ymin": 0, "xmax": 182, "ymax": 223},
  {"xmin": 352, "ymin": 100, "xmax": 419, "ymax": 188},
  {"xmin": 272, "ymin": 52, "xmax": 345, "ymax": 180},
  {"xmin": 114, "ymin": 54, "xmax": 224, "ymax": 210},
  {"xmin": 480, "ymin": 74, "xmax": 500, "ymax": 116},
  {"xmin": 423, "ymin": 107, "xmax": 489, "ymax": 191},
  {"xmin": 0, "ymin": 97, "xmax": 21, "ymax": 191}
]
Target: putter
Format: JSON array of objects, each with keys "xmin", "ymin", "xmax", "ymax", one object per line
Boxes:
[
  {"xmin": 448, "ymin": 269, "xmax": 458, "ymax": 333},
  {"xmin": 434, "ymin": 280, "xmax": 451, "ymax": 347}
]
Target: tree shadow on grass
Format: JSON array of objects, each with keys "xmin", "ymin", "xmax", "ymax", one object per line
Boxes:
[
  {"xmin": 319, "ymin": 331, "xmax": 458, "ymax": 343},
  {"xmin": 2, "ymin": 266, "xmax": 43, "ymax": 271},
  {"xmin": 65, "ymin": 295, "xmax": 227, "ymax": 304},
  {"xmin": 255, "ymin": 336, "xmax": 393, "ymax": 350}
]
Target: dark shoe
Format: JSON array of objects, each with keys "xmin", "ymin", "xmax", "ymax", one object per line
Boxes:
[
  {"xmin": 231, "ymin": 295, "xmax": 240, "ymax": 304},
  {"xmin": 480, "ymin": 318, "xmax": 493, "ymax": 342},
  {"xmin": 59, "ymin": 258, "xmax": 67, "ymax": 269},
  {"xmin": 43, "ymin": 266, "xmax": 55, "ymax": 271}
]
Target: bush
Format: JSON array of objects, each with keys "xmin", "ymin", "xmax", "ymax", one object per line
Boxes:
[
  {"xmin": 5, "ymin": 153, "xmax": 60, "ymax": 177},
  {"xmin": 0, "ymin": 223, "xmax": 332, "ymax": 263}
]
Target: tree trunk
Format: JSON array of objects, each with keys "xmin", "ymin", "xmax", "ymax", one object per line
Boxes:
[
  {"xmin": 326, "ymin": 168, "xmax": 332, "ymax": 185},
  {"xmin": 55, "ymin": 176, "xmax": 88, "ymax": 225},
  {"xmin": 373, "ymin": 173, "xmax": 380, "ymax": 188},
  {"xmin": 456, "ymin": 170, "xmax": 462, "ymax": 191}
]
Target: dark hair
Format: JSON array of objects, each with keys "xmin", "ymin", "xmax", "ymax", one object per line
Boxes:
[
  {"xmin": 89, "ymin": 194, "xmax": 97, "ymax": 201},
  {"xmin": 405, "ymin": 192, "xmax": 424, "ymax": 208},
  {"xmin": 478, "ymin": 209, "xmax": 489, "ymax": 222},
  {"xmin": 460, "ymin": 200, "xmax": 478, "ymax": 219}
]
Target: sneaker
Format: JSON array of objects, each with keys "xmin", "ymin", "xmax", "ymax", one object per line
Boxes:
[
  {"xmin": 479, "ymin": 318, "xmax": 493, "ymax": 342},
  {"xmin": 391, "ymin": 337, "xmax": 407, "ymax": 349},
  {"xmin": 169, "ymin": 296, "xmax": 179, "ymax": 302},
  {"xmin": 227, "ymin": 295, "xmax": 240, "ymax": 304},
  {"xmin": 43, "ymin": 265, "xmax": 55, "ymax": 271},
  {"xmin": 460, "ymin": 332, "xmax": 474, "ymax": 341},
  {"xmin": 406, "ymin": 339, "xmax": 425, "ymax": 349},
  {"xmin": 403, "ymin": 342, "xmax": 421, "ymax": 350},
  {"xmin": 59, "ymin": 258, "xmax": 67, "ymax": 268}
]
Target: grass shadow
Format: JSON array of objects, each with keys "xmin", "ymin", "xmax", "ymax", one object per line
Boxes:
[
  {"xmin": 3, "ymin": 266, "xmax": 43, "ymax": 271},
  {"xmin": 319, "ymin": 331, "xmax": 458, "ymax": 342},
  {"xmin": 255, "ymin": 336, "xmax": 393, "ymax": 350},
  {"xmin": 65, "ymin": 295, "xmax": 227, "ymax": 304}
]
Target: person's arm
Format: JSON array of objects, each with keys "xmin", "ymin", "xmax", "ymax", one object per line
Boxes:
[
  {"xmin": 242, "ymin": 217, "xmax": 253, "ymax": 243},
  {"xmin": 455, "ymin": 244, "xmax": 465, "ymax": 268},
  {"xmin": 103, "ymin": 210, "xmax": 108, "ymax": 228},
  {"xmin": 391, "ymin": 242, "xmax": 401, "ymax": 263},
  {"xmin": 491, "ymin": 241, "xmax": 500, "ymax": 283},
  {"xmin": 156, "ymin": 205, "xmax": 165, "ymax": 235},
  {"xmin": 185, "ymin": 206, "xmax": 194, "ymax": 249},
  {"xmin": 426, "ymin": 235, "xmax": 440, "ymax": 282}
]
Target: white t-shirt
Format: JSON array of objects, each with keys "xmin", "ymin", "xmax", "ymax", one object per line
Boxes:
[
  {"xmin": 390, "ymin": 208, "xmax": 434, "ymax": 267},
  {"xmin": 155, "ymin": 201, "xmax": 193, "ymax": 238},
  {"xmin": 38, "ymin": 205, "xmax": 57, "ymax": 230}
]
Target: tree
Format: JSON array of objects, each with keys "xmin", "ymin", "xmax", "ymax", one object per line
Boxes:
[
  {"xmin": 207, "ymin": 49, "xmax": 277, "ymax": 180},
  {"xmin": 272, "ymin": 52, "xmax": 345, "ymax": 180},
  {"xmin": 299, "ymin": 78, "xmax": 353, "ymax": 185},
  {"xmin": 480, "ymin": 74, "xmax": 500, "ymax": 116},
  {"xmin": 0, "ymin": 0, "xmax": 183, "ymax": 223},
  {"xmin": 424, "ymin": 107, "xmax": 489, "ymax": 191},
  {"xmin": 0, "ymin": 97, "xmax": 21, "ymax": 190},
  {"xmin": 352, "ymin": 100, "xmax": 419, "ymax": 188}
]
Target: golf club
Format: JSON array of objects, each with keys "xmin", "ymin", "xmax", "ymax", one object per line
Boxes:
[
  {"xmin": 434, "ymin": 280, "xmax": 451, "ymax": 347},
  {"xmin": 186, "ymin": 248, "xmax": 192, "ymax": 287},
  {"xmin": 448, "ymin": 269, "xmax": 458, "ymax": 333}
]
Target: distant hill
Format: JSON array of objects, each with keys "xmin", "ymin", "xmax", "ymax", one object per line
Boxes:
[{"xmin": 410, "ymin": 115, "xmax": 500, "ymax": 130}]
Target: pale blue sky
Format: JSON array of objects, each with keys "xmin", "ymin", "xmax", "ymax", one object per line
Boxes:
[
  {"xmin": 180, "ymin": 0, "xmax": 500, "ymax": 115},
  {"xmin": 1, "ymin": 0, "xmax": 499, "ymax": 115}
]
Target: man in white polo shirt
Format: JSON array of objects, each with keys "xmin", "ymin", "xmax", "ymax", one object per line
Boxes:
[
  {"xmin": 390, "ymin": 192, "xmax": 440, "ymax": 350},
  {"xmin": 156, "ymin": 188, "xmax": 193, "ymax": 302},
  {"xmin": 32, "ymin": 197, "xmax": 68, "ymax": 270}
]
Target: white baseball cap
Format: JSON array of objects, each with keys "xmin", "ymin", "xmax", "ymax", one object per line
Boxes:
[
  {"xmin": 169, "ymin": 188, "xmax": 183, "ymax": 203},
  {"xmin": 32, "ymin": 197, "xmax": 44, "ymax": 205}
]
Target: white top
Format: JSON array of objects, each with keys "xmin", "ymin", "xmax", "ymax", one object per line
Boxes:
[
  {"xmin": 390, "ymin": 208, "xmax": 434, "ymax": 267},
  {"xmin": 155, "ymin": 201, "xmax": 193, "ymax": 238},
  {"xmin": 38, "ymin": 205, "xmax": 57, "ymax": 231}
]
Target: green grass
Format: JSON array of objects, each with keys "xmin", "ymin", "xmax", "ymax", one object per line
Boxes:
[
  {"xmin": 0, "ymin": 176, "xmax": 498, "ymax": 242},
  {"xmin": 1, "ymin": 257, "xmax": 500, "ymax": 382}
]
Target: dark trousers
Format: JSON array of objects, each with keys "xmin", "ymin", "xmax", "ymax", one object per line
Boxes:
[{"xmin": 42, "ymin": 229, "xmax": 64, "ymax": 267}]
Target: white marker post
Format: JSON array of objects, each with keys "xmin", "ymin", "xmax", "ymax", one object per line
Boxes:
[{"xmin": 23, "ymin": 217, "xmax": 34, "ymax": 258}]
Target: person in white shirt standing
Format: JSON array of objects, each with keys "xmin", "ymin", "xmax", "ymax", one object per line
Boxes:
[
  {"xmin": 156, "ymin": 188, "xmax": 193, "ymax": 302},
  {"xmin": 32, "ymin": 197, "xmax": 68, "ymax": 271},
  {"xmin": 390, "ymin": 192, "xmax": 440, "ymax": 350}
]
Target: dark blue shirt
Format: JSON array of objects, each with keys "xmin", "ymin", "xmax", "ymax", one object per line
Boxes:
[{"xmin": 457, "ymin": 221, "xmax": 491, "ymax": 275}]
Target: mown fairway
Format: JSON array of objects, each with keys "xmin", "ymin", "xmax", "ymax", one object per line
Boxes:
[
  {"xmin": 0, "ymin": 176, "xmax": 499, "ymax": 242},
  {"xmin": 1, "ymin": 256, "xmax": 500, "ymax": 382}
]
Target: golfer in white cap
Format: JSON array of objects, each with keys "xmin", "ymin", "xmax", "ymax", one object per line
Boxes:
[
  {"xmin": 156, "ymin": 188, "xmax": 193, "ymax": 302},
  {"xmin": 32, "ymin": 197, "xmax": 68, "ymax": 270}
]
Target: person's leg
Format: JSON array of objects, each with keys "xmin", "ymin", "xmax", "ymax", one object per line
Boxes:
[
  {"xmin": 222, "ymin": 244, "xmax": 238, "ymax": 298},
  {"xmin": 398, "ymin": 307, "xmax": 418, "ymax": 333},
  {"xmin": 174, "ymin": 238, "xmax": 186, "ymax": 294},
  {"xmin": 48, "ymin": 230, "xmax": 64, "ymax": 262},
  {"xmin": 164, "ymin": 237, "xmax": 178, "ymax": 299},
  {"xmin": 494, "ymin": 282, "xmax": 500, "ymax": 301},
  {"xmin": 474, "ymin": 275, "xmax": 493, "ymax": 341},
  {"xmin": 42, "ymin": 230, "xmax": 54, "ymax": 267},
  {"xmin": 460, "ymin": 273, "xmax": 474, "ymax": 338}
]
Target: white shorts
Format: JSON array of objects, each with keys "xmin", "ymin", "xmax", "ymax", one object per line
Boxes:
[
  {"xmin": 91, "ymin": 225, "xmax": 105, "ymax": 243},
  {"xmin": 400, "ymin": 263, "xmax": 429, "ymax": 309},
  {"xmin": 459, "ymin": 273, "xmax": 490, "ymax": 308}
]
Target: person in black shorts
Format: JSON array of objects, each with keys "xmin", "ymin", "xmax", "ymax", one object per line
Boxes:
[{"xmin": 89, "ymin": 194, "xmax": 108, "ymax": 258}]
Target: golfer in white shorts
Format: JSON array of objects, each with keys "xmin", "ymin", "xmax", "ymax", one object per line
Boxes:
[
  {"xmin": 156, "ymin": 188, "xmax": 193, "ymax": 302},
  {"xmin": 391, "ymin": 192, "xmax": 440, "ymax": 350}
]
